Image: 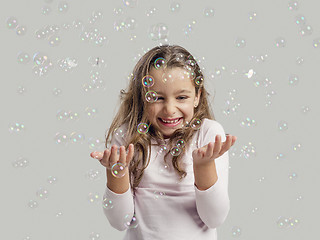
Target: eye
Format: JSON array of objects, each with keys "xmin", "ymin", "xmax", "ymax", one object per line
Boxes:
[
  {"xmin": 157, "ymin": 97, "xmax": 164, "ymax": 100},
  {"xmin": 177, "ymin": 96, "xmax": 188, "ymax": 100}
]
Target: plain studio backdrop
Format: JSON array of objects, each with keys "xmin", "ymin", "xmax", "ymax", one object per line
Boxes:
[{"xmin": 0, "ymin": 0, "xmax": 319, "ymax": 239}]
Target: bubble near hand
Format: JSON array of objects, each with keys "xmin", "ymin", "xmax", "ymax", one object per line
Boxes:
[
  {"xmin": 111, "ymin": 162, "xmax": 127, "ymax": 178},
  {"xmin": 145, "ymin": 91, "xmax": 158, "ymax": 103},
  {"xmin": 142, "ymin": 75, "xmax": 154, "ymax": 87},
  {"xmin": 137, "ymin": 123, "xmax": 149, "ymax": 134}
]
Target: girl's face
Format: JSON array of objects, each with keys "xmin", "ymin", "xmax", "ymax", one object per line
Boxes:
[{"xmin": 146, "ymin": 67, "xmax": 201, "ymax": 139}]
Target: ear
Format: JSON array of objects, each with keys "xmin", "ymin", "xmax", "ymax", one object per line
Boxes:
[{"xmin": 194, "ymin": 88, "xmax": 202, "ymax": 107}]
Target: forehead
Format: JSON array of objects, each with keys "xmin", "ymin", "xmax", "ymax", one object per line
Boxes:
[{"xmin": 149, "ymin": 67, "xmax": 195, "ymax": 93}]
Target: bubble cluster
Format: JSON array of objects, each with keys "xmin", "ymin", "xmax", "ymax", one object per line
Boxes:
[
  {"xmin": 114, "ymin": 17, "xmax": 137, "ymax": 31},
  {"xmin": 9, "ymin": 122, "xmax": 25, "ymax": 133},
  {"xmin": 111, "ymin": 162, "xmax": 127, "ymax": 178},
  {"xmin": 240, "ymin": 117, "xmax": 256, "ymax": 127},
  {"xmin": 137, "ymin": 123, "xmax": 149, "ymax": 134},
  {"xmin": 12, "ymin": 157, "xmax": 29, "ymax": 168},
  {"xmin": 102, "ymin": 197, "xmax": 114, "ymax": 210},
  {"xmin": 80, "ymin": 26, "xmax": 108, "ymax": 47},
  {"xmin": 145, "ymin": 91, "xmax": 158, "ymax": 103},
  {"xmin": 149, "ymin": 23, "xmax": 169, "ymax": 40},
  {"xmin": 142, "ymin": 75, "xmax": 154, "ymax": 87},
  {"xmin": 240, "ymin": 142, "xmax": 256, "ymax": 159},
  {"xmin": 57, "ymin": 57, "xmax": 78, "ymax": 72},
  {"xmin": 276, "ymin": 216, "xmax": 300, "ymax": 228},
  {"xmin": 123, "ymin": 213, "xmax": 139, "ymax": 229}
]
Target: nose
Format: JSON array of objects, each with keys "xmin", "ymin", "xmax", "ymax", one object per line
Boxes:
[{"xmin": 163, "ymin": 100, "xmax": 176, "ymax": 115}]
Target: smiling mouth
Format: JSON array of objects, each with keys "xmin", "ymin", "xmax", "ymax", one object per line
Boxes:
[{"xmin": 158, "ymin": 117, "xmax": 183, "ymax": 126}]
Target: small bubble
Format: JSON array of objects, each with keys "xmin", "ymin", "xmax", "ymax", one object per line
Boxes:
[
  {"xmin": 142, "ymin": 75, "xmax": 154, "ymax": 87},
  {"xmin": 190, "ymin": 118, "xmax": 201, "ymax": 129},
  {"xmin": 27, "ymin": 200, "xmax": 38, "ymax": 209},
  {"xmin": 36, "ymin": 187, "xmax": 49, "ymax": 199},
  {"xmin": 102, "ymin": 197, "xmax": 114, "ymax": 210},
  {"xmin": 111, "ymin": 162, "xmax": 127, "ymax": 178},
  {"xmin": 169, "ymin": 2, "xmax": 180, "ymax": 13},
  {"xmin": 137, "ymin": 123, "xmax": 149, "ymax": 134},
  {"xmin": 17, "ymin": 52, "xmax": 30, "ymax": 64},
  {"xmin": 248, "ymin": 12, "xmax": 257, "ymax": 21},
  {"xmin": 176, "ymin": 139, "xmax": 185, "ymax": 148},
  {"xmin": 6, "ymin": 16, "xmax": 18, "ymax": 29},
  {"xmin": 16, "ymin": 25, "xmax": 27, "ymax": 36},
  {"xmin": 88, "ymin": 192, "xmax": 100, "ymax": 203},
  {"xmin": 154, "ymin": 57, "xmax": 166, "ymax": 69},
  {"xmin": 288, "ymin": 74, "xmax": 299, "ymax": 86},
  {"xmin": 89, "ymin": 232, "xmax": 100, "ymax": 240},
  {"xmin": 170, "ymin": 146, "xmax": 182, "ymax": 156},
  {"xmin": 203, "ymin": 7, "xmax": 214, "ymax": 17},
  {"xmin": 123, "ymin": 213, "xmax": 139, "ymax": 229},
  {"xmin": 145, "ymin": 91, "xmax": 158, "ymax": 103},
  {"xmin": 301, "ymin": 106, "xmax": 310, "ymax": 114},
  {"xmin": 275, "ymin": 37, "xmax": 286, "ymax": 48},
  {"xmin": 235, "ymin": 38, "xmax": 246, "ymax": 48},
  {"xmin": 288, "ymin": 0, "xmax": 299, "ymax": 11},
  {"xmin": 277, "ymin": 120, "xmax": 288, "ymax": 131},
  {"xmin": 231, "ymin": 226, "xmax": 241, "ymax": 237}
]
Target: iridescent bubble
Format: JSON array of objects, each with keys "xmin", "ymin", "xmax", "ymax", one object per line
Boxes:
[
  {"xmin": 58, "ymin": 1, "xmax": 69, "ymax": 13},
  {"xmin": 113, "ymin": 7, "xmax": 124, "ymax": 15},
  {"xmin": 292, "ymin": 142, "xmax": 302, "ymax": 151},
  {"xmin": 277, "ymin": 120, "xmax": 288, "ymax": 131},
  {"xmin": 288, "ymin": 0, "xmax": 299, "ymax": 11},
  {"xmin": 275, "ymin": 153, "xmax": 285, "ymax": 160},
  {"xmin": 294, "ymin": 15, "xmax": 306, "ymax": 25},
  {"xmin": 203, "ymin": 7, "xmax": 214, "ymax": 17},
  {"xmin": 85, "ymin": 107, "xmax": 98, "ymax": 117},
  {"xmin": 113, "ymin": 19, "xmax": 126, "ymax": 31},
  {"xmin": 169, "ymin": 2, "xmax": 180, "ymax": 12},
  {"xmin": 170, "ymin": 146, "xmax": 182, "ymax": 156},
  {"xmin": 88, "ymin": 192, "xmax": 100, "ymax": 203},
  {"xmin": 73, "ymin": 20, "xmax": 83, "ymax": 29},
  {"xmin": 47, "ymin": 176, "xmax": 58, "ymax": 184},
  {"xmin": 149, "ymin": 23, "xmax": 169, "ymax": 40},
  {"xmin": 301, "ymin": 106, "xmax": 310, "ymax": 114},
  {"xmin": 275, "ymin": 37, "xmax": 286, "ymax": 47},
  {"xmin": 70, "ymin": 132, "xmax": 85, "ymax": 143},
  {"xmin": 137, "ymin": 123, "xmax": 149, "ymax": 134},
  {"xmin": 153, "ymin": 191, "xmax": 166, "ymax": 200},
  {"xmin": 295, "ymin": 56, "xmax": 304, "ymax": 65},
  {"xmin": 69, "ymin": 111, "xmax": 79, "ymax": 121},
  {"xmin": 183, "ymin": 21, "xmax": 195, "ymax": 37},
  {"xmin": 123, "ymin": 214, "xmax": 139, "ymax": 229},
  {"xmin": 83, "ymin": 83, "xmax": 94, "ymax": 93},
  {"xmin": 12, "ymin": 157, "xmax": 29, "ymax": 168},
  {"xmin": 9, "ymin": 123, "xmax": 25, "ymax": 133},
  {"xmin": 142, "ymin": 75, "xmax": 154, "ymax": 87},
  {"xmin": 27, "ymin": 200, "xmax": 39, "ymax": 209},
  {"xmin": 248, "ymin": 11, "xmax": 257, "ymax": 21},
  {"xmin": 288, "ymin": 74, "xmax": 299, "ymax": 86},
  {"xmin": 146, "ymin": 7, "xmax": 157, "ymax": 17},
  {"xmin": 235, "ymin": 37, "xmax": 246, "ymax": 48},
  {"xmin": 154, "ymin": 57, "xmax": 166, "ymax": 69},
  {"xmin": 102, "ymin": 197, "xmax": 114, "ymax": 210},
  {"xmin": 36, "ymin": 187, "xmax": 49, "ymax": 199},
  {"xmin": 35, "ymin": 28, "xmax": 47, "ymax": 39},
  {"xmin": 240, "ymin": 117, "xmax": 256, "ymax": 127},
  {"xmin": 157, "ymin": 144, "xmax": 168, "ymax": 155},
  {"xmin": 89, "ymin": 232, "xmax": 100, "ymax": 240},
  {"xmin": 125, "ymin": 17, "xmax": 136, "ymax": 30},
  {"xmin": 17, "ymin": 52, "xmax": 30, "ymax": 64},
  {"xmin": 86, "ymin": 169, "xmax": 101, "ymax": 181},
  {"xmin": 6, "ymin": 16, "xmax": 18, "ymax": 29},
  {"xmin": 194, "ymin": 76, "xmax": 203, "ymax": 86},
  {"xmin": 312, "ymin": 38, "xmax": 320, "ymax": 48},
  {"xmin": 298, "ymin": 25, "xmax": 313, "ymax": 36},
  {"xmin": 41, "ymin": 5, "xmax": 52, "ymax": 15},
  {"xmin": 17, "ymin": 86, "xmax": 26, "ymax": 94},
  {"xmin": 190, "ymin": 118, "xmax": 201, "ymax": 129},
  {"xmin": 56, "ymin": 110, "xmax": 70, "ymax": 121},
  {"xmin": 288, "ymin": 172, "xmax": 298, "ymax": 180},
  {"xmin": 231, "ymin": 226, "xmax": 241, "ymax": 237},
  {"xmin": 33, "ymin": 52, "xmax": 48, "ymax": 66},
  {"xmin": 111, "ymin": 162, "xmax": 127, "ymax": 178},
  {"xmin": 123, "ymin": 0, "xmax": 137, "ymax": 8},
  {"xmin": 54, "ymin": 132, "xmax": 68, "ymax": 145},
  {"xmin": 88, "ymin": 137, "xmax": 104, "ymax": 150},
  {"xmin": 176, "ymin": 139, "xmax": 185, "ymax": 148},
  {"xmin": 48, "ymin": 34, "xmax": 61, "ymax": 46},
  {"xmin": 145, "ymin": 91, "xmax": 158, "ymax": 103},
  {"xmin": 53, "ymin": 88, "xmax": 62, "ymax": 96},
  {"xmin": 16, "ymin": 25, "xmax": 27, "ymax": 36}
]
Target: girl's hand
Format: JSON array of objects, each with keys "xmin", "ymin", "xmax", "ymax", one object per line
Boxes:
[
  {"xmin": 192, "ymin": 135, "xmax": 237, "ymax": 167},
  {"xmin": 90, "ymin": 144, "xmax": 135, "ymax": 169}
]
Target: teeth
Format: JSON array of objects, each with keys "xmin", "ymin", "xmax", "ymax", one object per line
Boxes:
[{"xmin": 161, "ymin": 118, "xmax": 180, "ymax": 123}]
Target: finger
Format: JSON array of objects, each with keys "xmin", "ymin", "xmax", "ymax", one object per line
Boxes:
[
  {"xmin": 90, "ymin": 151, "xmax": 103, "ymax": 160},
  {"xmin": 118, "ymin": 146, "xmax": 126, "ymax": 165},
  {"xmin": 109, "ymin": 145, "xmax": 119, "ymax": 166},
  {"xmin": 204, "ymin": 142, "xmax": 214, "ymax": 158},
  {"xmin": 220, "ymin": 135, "xmax": 233, "ymax": 155},
  {"xmin": 231, "ymin": 136, "xmax": 237, "ymax": 146},
  {"xmin": 100, "ymin": 149, "xmax": 111, "ymax": 167},
  {"xmin": 213, "ymin": 135, "xmax": 222, "ymax": 156},
  {"xmin": 126, "ymin": 144, "xmax": 134, "ymax": 165}
]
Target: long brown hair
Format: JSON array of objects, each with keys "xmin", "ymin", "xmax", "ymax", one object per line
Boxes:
[{"xmin": 105, "ymin": 44, "xmax": 215, "ymax": 195}]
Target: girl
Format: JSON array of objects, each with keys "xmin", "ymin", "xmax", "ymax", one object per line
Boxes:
[{"xmin": 90, "ymin": 44, "xmax": 237, "ymax": 240}]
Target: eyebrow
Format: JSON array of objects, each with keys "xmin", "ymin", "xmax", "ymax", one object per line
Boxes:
[{"xmin": 155, "ymin": 89, "xmax": 192, "ymax": 95}]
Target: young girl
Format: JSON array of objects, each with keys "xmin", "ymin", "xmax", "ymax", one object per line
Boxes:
[{"xmin": 90, "ymin": 45, "xmax": 237, "ymax": 240}]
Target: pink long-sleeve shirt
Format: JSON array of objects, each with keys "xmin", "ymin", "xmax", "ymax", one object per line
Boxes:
[{"xmin": 102, "ymin": 118, "xmax": 230, "ymax": 240}]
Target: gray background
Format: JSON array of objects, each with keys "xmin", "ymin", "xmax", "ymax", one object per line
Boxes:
[{"xmin": 1, "ymin": 0, "xmax": 319, "ymax": 239}]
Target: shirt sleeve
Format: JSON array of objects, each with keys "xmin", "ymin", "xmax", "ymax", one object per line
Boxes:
[
  {"xmin": 102, "ymin": 124, "xmax": 135, "ymax": 231},
  {"xmin": 194, "ymin": 119, "xmax": 231, "ymax": 229}
]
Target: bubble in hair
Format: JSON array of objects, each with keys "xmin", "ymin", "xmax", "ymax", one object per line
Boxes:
[
  {"xmin": 195, "ymin": 76, "xmax": 203, "ymax": 86},
  {"xmin": 142, "ymin": 75, "xmax": 154, "ymax": 87},
  {"xmin": 137, "ymin": 123, "xmax": 149, "ymax": 134},
  {"xmin": 145, "ymin": 91, "xmax": 158, "ymax": 103},
  {"xmin": 154, "ymin": 57, "xmax": 166, "ymax": 69},
  {"xmin": 190, "ymin": 118, "xmax": 202, "ymax": 129},
  {"xmin": 170, "ymin": 146, "xmax": 182, "ymax": 156}
]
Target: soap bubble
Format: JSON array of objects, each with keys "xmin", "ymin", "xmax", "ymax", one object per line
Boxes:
[
  {"xmin": 170, "ymin": 146, "xmax": 182, "ymax": 156},
  {"xmin": 137, "ymin": 123, "xmax": 149, "ymax": 134},
  {"xmin": 154, "ymin": 57, "xmax": 166, "ymax": 69},
  {"xmin": 111, "ymin": 163, "xmax": 127, "ymax": 178},
  {"xmin": 142, "ymin": 75, "xmax": 154, "ymax": 87},
  {"xmin": 145, "ymin": 91, "xmax": 158, "ymax": 103},
  {"xmin": 190, "ymin": 118, "xmax": 201, "ymax": 129},
  {"xmin": 123, "ymin": 213, "xmax": 139, "ymax": 229}
]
